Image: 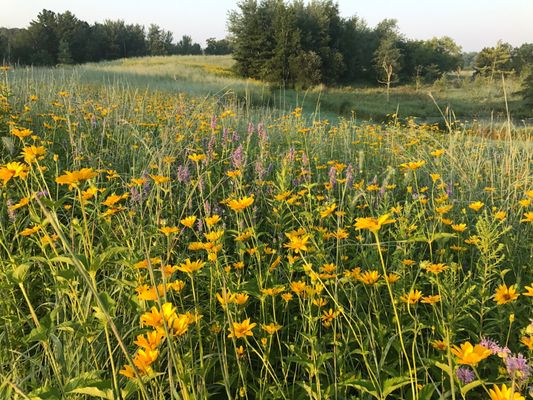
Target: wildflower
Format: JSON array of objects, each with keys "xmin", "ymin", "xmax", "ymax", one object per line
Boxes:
[
  {"xmin": 505, "ymin": 353, "xmax": 531, "ymax": 381},
  {"xmin": 421, "ymin": 295, "xmax": 441, "ymax": 305},
  {"xmin": 284, "ymin": 234, "xmax": 310, "ymax": 253},
  {"xmin": 11, "ymin": 127, "xmax": 33, "ymax": 139},
  {"xmin": 140, "ymin": 303, "xmax": 176, "ymax": 329},
  {"xmin": 488, "ymin": 384, "xmax": 525, "ymax": 400},
  {"xmin": 216, "ymin": 291, "xmax": 235, "ymax": 307},
  {"xmin": 171, "ymin": 314, "xmax": 190, "ymax": 336},
  {"xmin": 205, "ymin": 215, "xmax": 221, "ymax": 227},
  {"xmin": 134, "ymin": 331, "xmax": 164, "ymax": 350},
  {"xmin": 149, "ymin": 174, "xmax": 170, "ymax": 184},
  {"xmin": 455, "ymin": 367, "xmax": 475, "ymax": 385},
  {"xmin": 20, "ymin": 225, "xmax": 41, "ymax": 236},
  {"xmin": 435, "ymin": 205, "xmax": 453, "ymax": 214},
  {"xmin": 56, "ymin": 168, "xmax": 97, "ymax": 188},
  {"xmin": 494, "ymin": 211, "xmax": 507, "ymax": 221},
  {"xmin": 8, "ymin": 197, "xmax": 30, "ymax": 211},
  {"xmin": 176, "ymin": 259, "xmax": 205, "ymax": 274},
  {"xmin": 432, "ymin": 340, "xmax": 447, "ymax": 351},
  {"xmin": 400, "ymin": 289, "xmax": 423, "ymax": 304},
  {"xmin": 451, "ymin": 224, "xmax": 467, "ymax": 232},
  {"xmin": 21, "ymin": 146, "xmax": 46, "ymax": 164},
  {"xmin": 400, "ymin": 160, "xmax": 426, "ymax": 170},
  {"xmin": 493, "ymin": 284, "xmax": 519, "ymax": 305},
  {"xmin": 359, "ymin": 270, "xmax": 379, "ymax": 285},
  {"xmin": 451, "ymin": 342, "xmax": 491, "ymax": 366},
  {"xmin": 468, "ymin": 201, "xmax": 484, "ymax": 212},
  {"xmin": 119, "ymin": 349, "xmax": 159, "ymax": 379},
  {"xmin": 423, "ymin": 262, "xmax": 448, "ymax": 274},
  {"xmin": 520, "ymin": 336, "xmax": 533, "ymax": 350},
  {"xmin": 523, "ymin": 284, "xmax": 533, "ymax": 296},
  {"xmin": 480, "ymin": 337, "xmax": 511, "ymax": 357},
  {"xmin": 188, "ymin": 153, "xmax": 206, "ymax": 162},
  {"xmin": 520, "ymin": 212, "xmax": 533, "ymax": 223},
  {"xmin": 321, "ymin": 308, "xmax": 338, "ymax": 328},
  {"xmin": 290, "ymin": 281, "xmax": 308, "ymax": 295},
  {"xmin": 281, "ymin": 293, "xmax": 293, "ymax": 302},
  {"xmin": 354, "ymin": 214, "xmax": 395, "ymax": 233},
  {"xmin": 320, "ymin": 203, "xmax": 337, "ymax": 218},
  {"xmin": 431, "ymin": 149, "xmax": 445, "ymax": 157},
  {"xmin": 227, "ymin": 195, "xmax": 254, "ymax": 212},
  {"xmin": 102, "ymin": 193, "xmax": 128, "ymax": 207},
  {"xmin": 227, "ymin": 319, "xmax": 256, "ymax": 339},
  {"xmin": 180, "ymin": 215, "xmax": 197, "ymax": 228},
  {"xmin": 233, "ymin": 293, "xmax": 249, "ymax": 305},
  {"xmin": 261, "ymin": 323, "xmax": 282, "ymax": 335},
  {"xmin": 385, "ymin": 273, "xmax": 400, "ymax": 284},
  {"xmin": 159, "ymin": 226, "xmax": 179, "ymax": 236},
  {"xmin": 0, "ymin": 162, "xmax": 29, "ymax": 184}
]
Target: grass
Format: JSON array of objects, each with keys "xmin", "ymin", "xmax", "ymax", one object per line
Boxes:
[{"xmin": 0, "ymin": 61, "xmax": 531, "ymax": 399}]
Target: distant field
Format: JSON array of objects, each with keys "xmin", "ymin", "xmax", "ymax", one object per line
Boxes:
[{"xmin": 13, "ymin": 55, "xmax": 529, "ymax": 124}]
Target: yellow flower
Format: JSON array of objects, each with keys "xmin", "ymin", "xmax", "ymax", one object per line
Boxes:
[
  {"xmin": 522, "ymin": 284, "xmax": 533, "ymax": 297},
  {"xmin": 261, "ymin": 323, "xmax": 282, "ymax": 335},
  {"xmin": 321, "ymin": 308, "xmax": 338, "ymax": 328},
  {"xmin": 468, "ymin": 201, "xmax": 484, "ymax": 212},
  {"xmin": 451, "ymin": 224, "xmax": 467, "ymax": 232},
  {"xmin": 119, "ymin": 349, "xmax": 159, "ymax": 378},
  {"xmin": 290, "ymin": 281, "xmax": 308, "ymax": 295},
  {"xmin": 421, "ymin": 295, "xmax": 441, "ymax": 305},
  {"xmin": 233, "ymin": 293, "xmax": 249, "ymax": 305},
  {"xmin": 140, "ymin": 303, "xmax": 176, "ymax": 329},
  {"xmin": 520, "ymin": 212, "xmax": 533, "ymax": 223},
  {"xmin": 520, "ymin": 336, "xmax": 533, "ymax": 350},
  {"xmin": 400, "ymin": 160, "xmax": 426, "ymax": 170},
  {"xmin": 102, "ymin": 192, "xmax": 128, "ymax": 207},
  {"xmin": 0, "ymin": 162, "xmax": 29, "ymax": 184},
  {"xmin": 430, "ymin": 149, "xmax": 445, "ymax": 157},
  {"xmin": 488, "ymin": 384, "xmax": 525, "ymax": 400},
  {"xmin": 21, "ymin": 146, "xmax": 46, "ymax": 164},
  {"xmin": 435, "ymin": 205, "xmax": 453, "ymax": 214},
  {"xmin": 451, "ymin": 342, "xmax": 491, "ymax": 366},
  {"xmin": 134, "ymin": 331, "xmax": 164, "ymax": 350},
  {"xmin": 149, "ymin": 174, "xmax": 170, "ymax": 184},
  {"xmin": 354, "ymin": 214, "xmax": 395, "ymax": 233},
  {"xmin": 176, "ymin": 259, "xmax": 205, "ymax": 274},
  {"xmin": 20, "ymin": 225, "xmax": 41, "ymax": 236},
  {"xmin": 284, "ymin": 233, "xmax": 310, "ymax": 253},
  {"xmin": 358, "ymin": 270, "xmax": 379, "ymax": 285},
  {"xmin": 180, "ymin": 215, "xmax": 197, "ymax": 228},
  {"xmin": 494, "ymin": 211, "xmax": 506, "ymax": 221},
  {"xmin": 432, "ymin": 339, "xmax": 447, "ymax": 351},
  {"xmin": 227, "ymin": 318, "xmax": 256, "ymax": 339},
  {"xmin": 320, "ymin": 203, "xmax": 337, "ymax": 218},
  {"xmin": 205, "ymin": 215, "xmax": 221, "ymax": 227},
  {"xmin": 56, "ymin": 168, "xmax": 97, "ymax": 188},
  {"xmin": 400, "ymin": 289, "xmax": 423, "ymax": 304},
  {"xmin": 188, "ymin": 153, "xmax": 206, "ymax": 162},
  {"xmin": 11, "ymin": 127, "xmax": 33, "ymax": 139},
  {"xmin": 159, "ymin": 226, "xmax": 179, "ymax": 236},
  {"xmin": 493, "ymin": 284, "xmax": 519, "ymax": 305},
  {"xmin": 216, "ymin": 291, "xmax": 235, "ymax": 307},
  {"xmin": 423, "ymin": 262, "xmax": 448, "ymax": 274},
  {"xmin": 227, "ymin": 195, "xmax": 254, "ymax": 212},
  {"xmin": 8, "ymin": 197, "xmax": 30, "ymax": 211}
]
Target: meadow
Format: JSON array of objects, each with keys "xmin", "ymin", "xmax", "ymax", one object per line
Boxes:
[{"xmin": 0, "ymin": 58, "xmax": 532, "ymax": 399}]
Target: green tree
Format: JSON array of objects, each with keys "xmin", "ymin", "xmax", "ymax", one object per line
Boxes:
[
  {"xmin": 204, "ymin": 38, "xmax": 232, "ymax": 55},
  {"xmin": 374, "ymin": 36, "xmax": 401, "ymax": 102},
  {"xmin": 475, "ymin": 41, "xmax": 513, "ymax": 81}
]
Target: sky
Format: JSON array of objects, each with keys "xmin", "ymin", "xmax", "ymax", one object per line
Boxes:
[{"xmin": 1, "ymin": 0, "xmax": 532, "ymax": 52}]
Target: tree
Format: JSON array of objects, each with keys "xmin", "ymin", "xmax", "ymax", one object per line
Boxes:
[
  {"xmin": 374, "ymin": 37, "xmax": 401, "ymax": 102},
  {"xmin": 511, "ymin": 43, "xmax": 533, "ymax": 76},
  {"xmin": 475, "ymin": 41, "xmax": 513, "ymax": 81},
  {"xmin": 175, "ymin": 35, "xmax": 202, "ymax": 55},
  {"xmin": 204, "ymin": 38, "xmax": 232, "ymax": 55},
  {"xmin": 147, "ymin": 24, "xmax": 174, "ymax": 55}
]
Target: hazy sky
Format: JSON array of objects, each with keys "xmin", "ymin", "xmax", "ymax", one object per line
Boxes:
[{"xmin": 1, "ymin": 0, "xmax": 532, "ymax": 52}]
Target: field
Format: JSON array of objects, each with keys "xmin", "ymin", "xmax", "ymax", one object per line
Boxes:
[{"xmin": 0, "ymin": 58, "xmax": 532, "ymax": 399}]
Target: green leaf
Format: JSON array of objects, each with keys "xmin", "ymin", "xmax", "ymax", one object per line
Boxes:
[
  {"xmin": 417, "ymin": 384, "xmax": 435, "ymax": 400},
  {"xmin": 382, "ymin": 376, "xmax": 412, "ymax": 398},
  {"xmin": 460, "ymin": 380, "xmax": 483, "ymax": 396},
  {"xmin": 435, "ymin": 361, "xmax": 453, "ymax": 376}
]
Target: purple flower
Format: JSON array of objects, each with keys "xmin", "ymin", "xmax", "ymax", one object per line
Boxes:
[
  {"xmin": 177, "ymin": 164, "xmax": 190, "ymax": 183},
  {"xmin": 480, "ymin": 337, "xmax": 510, "ymax": 357},
  {"xmin": 505, "ymin": 353, "xmax": 531, "ymax": 381},
  {"xmin": 455, "ymin": 367, "xmax": 475, "ymax": 385},
  {"xmin": 210, "ymin": 115, "xmax": 217, "ymax": 130},
  {"xmin": 231, "ymin": 144, "xmax": 244, "ymax": 170}
]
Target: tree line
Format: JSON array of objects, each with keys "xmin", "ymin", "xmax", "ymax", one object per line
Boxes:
[
  {"xmin": 228, "ymin": 0, "xmax": 532, "ymax": 89},
  {"xmin": 0, "ymin": 9, "xmax": 232, "ymax": 65}
]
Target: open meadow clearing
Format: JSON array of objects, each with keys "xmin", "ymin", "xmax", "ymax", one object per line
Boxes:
[{"xmin": 0, "ymin": 59, "xmax": 532, "ymax": 399}]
